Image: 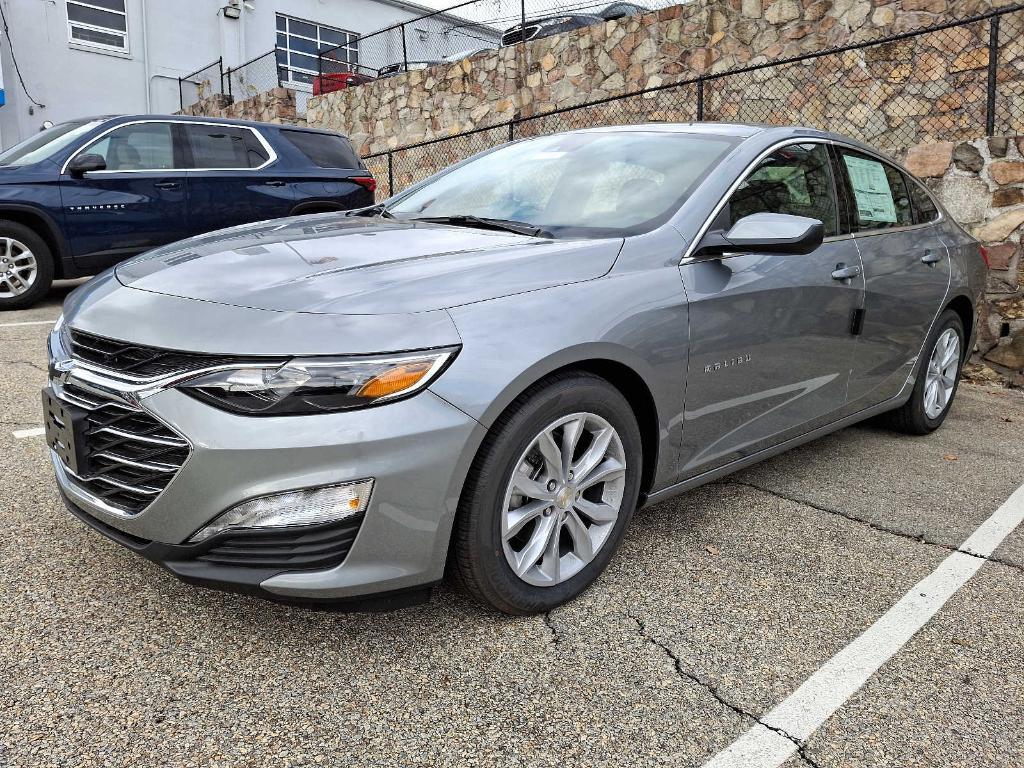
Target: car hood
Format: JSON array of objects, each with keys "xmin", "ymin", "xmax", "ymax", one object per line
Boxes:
[{"xmin": 115, "ymin": 215, "xmax": 622, "ymax": 315}]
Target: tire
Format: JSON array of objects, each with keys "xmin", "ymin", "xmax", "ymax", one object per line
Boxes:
[
  {"xmin": 881, "ymin": 309, "xmax": 965, "ymax": 435},
  {"xmin": 0, "ymin": 220, "xmax": 55, "ymax": 311},
  {"xmin": 452, "ymin": 372, "xmax": 643, "ymax": 615}
]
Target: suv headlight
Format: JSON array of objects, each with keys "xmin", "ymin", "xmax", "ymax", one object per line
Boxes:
[{"xmin": 179, "ymin": 347, "xmax": 458, "ymax": 416}]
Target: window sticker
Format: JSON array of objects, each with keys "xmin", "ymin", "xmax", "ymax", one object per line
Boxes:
[{"xmin": 843, "ymin": 155, "xmax": 897, "ymax": 224}]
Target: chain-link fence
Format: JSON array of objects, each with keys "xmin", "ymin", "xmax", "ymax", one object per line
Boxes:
[
  {"xmin": 364, "ymin": 4, "xmax": 1024, "ymax": 201},
  {"xmin": 178, "ymin": 59, "xmax": 224, "ymax": 112},
  {"xmin": 226, "ymin": 49, "xmax": 282, "ymax": 103}
]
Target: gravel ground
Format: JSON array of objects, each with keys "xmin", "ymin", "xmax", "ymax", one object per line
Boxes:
[{"xmin": 2, "ymin": 292, "xmax": 1023, "ymax": 767}]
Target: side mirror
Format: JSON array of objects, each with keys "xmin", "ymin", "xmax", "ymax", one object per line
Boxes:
[
  {"xmin": 695, "ymin": 212, "xmax": 824, "ymax": 257},
  {"xmin": 67, "ymin": 153, "xmax": 107, "ymax": 177}
]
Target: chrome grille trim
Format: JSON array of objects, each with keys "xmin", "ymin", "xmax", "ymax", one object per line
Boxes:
[{"xmin": 53, "ymin": 379, "xmax": 191, "ymax": 515}]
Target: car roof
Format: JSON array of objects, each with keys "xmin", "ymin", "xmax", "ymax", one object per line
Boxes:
[
  {"xmin": 92, "ymin": 114, "xmax": 341, "ymax": 136},
  {"xmin": 555, "ymin": 122, "xmax": 891, "ymax": 155}
]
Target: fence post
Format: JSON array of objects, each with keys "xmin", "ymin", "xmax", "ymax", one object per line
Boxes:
[
  {"xmin": 696, "ymin": 78, "xmax": 704, "ymax": 121},
  {"xmin": 508, "ymin": 120, "xmax": 514, "ymax": 142},
  {"xmin": 387, "ymin": 152, "xmax": 395, "ymax": 197},
  {"xmin": 275, "ymin": 48, "xmax": 283, "ymax": 88},
  {"xmin": 520, "ymin": 0, "xmax": 526, "ymax": 33},
  {"xmin": 986, "ymin": 15, "xmax": 1000, "ymax": 136},
  {"xmin": 217, "ymin": 57, "xmax": 224, "ymax": 98},
  {"xmin": 400, "ymin": 23, "xmax": 408, "ymax": 70},
  {"xmin": 178, "ymin": 76, "xmax": 184, "ymax": 112}
]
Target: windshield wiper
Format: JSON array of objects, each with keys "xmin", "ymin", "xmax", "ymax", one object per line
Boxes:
[
  {"xmin": 411, "ymin": 215, "xmax": 552, "ymax": 238},
  {"xmin": 348, "ymin": 202, "xmax": 395, "ymax": 219}
]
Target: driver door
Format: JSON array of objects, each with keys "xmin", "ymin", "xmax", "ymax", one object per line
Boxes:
[
  {"xmin": 677, "ymin": 142, "xmax": 864, "ymax": 477},
  {"xmin": 59, "ymin": 121, "xmax": 189, "ymax": 273}
]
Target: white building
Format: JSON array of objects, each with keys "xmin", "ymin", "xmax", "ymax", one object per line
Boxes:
[{"xmin": 0, "ymin": 0, "xmax": 499, "ymax": 147}]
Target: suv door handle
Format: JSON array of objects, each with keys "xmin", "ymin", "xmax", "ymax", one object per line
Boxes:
[
  {"xmin": 831, "ymin": 263, "xmax": 862, "ymax": 281},
  {"xmin": 154, "ymin": 181, "xmax": 180, "ymax": 190},
  {"xmin": 921, "ymin": 250, "xmax": 942, "ymax": 265},
  {"xmin": 264, "ymin": 180, "xmax": 286, "ymax": 187}
]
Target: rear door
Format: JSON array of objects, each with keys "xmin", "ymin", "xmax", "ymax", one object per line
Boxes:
[
  {"xmin": 677, "ymin": 141, "xmax": 864, "ymax": 476},
  {"xmin": 834, "ymin": 147, "xmax": 952, "ymax": 408},
  {"xmin": 182, "ymin": 123, "xmax": 292, "ymax": 234},
  {"xmin": 59, "ymin": 121, "xmax": 188, "ymax": 272}
]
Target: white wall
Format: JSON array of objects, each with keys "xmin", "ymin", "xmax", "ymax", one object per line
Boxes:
[{"xmin": 0, "ymin": 0, "xmax": 498, "ymax": 148}]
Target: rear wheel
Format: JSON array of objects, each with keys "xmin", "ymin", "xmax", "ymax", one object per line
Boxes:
[
  {"xmin": 452, "ymin": 373, "xmax": 642, "ymax": 614},
  {"xmin": 881, "ymin": 309, "xmax": 964, "ymax": 435},
  {"xmin": 0, "ymin": 221, "xmax": 54, "ymax": 311}
]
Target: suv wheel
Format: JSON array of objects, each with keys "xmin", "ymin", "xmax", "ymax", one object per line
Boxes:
[
  {"xmin": 452, "ymin": 373, "xmax": 642, "ymax": 614},
  {"xmin": 0, "ymin": 221, "xmax": 54, "ymax": 311}
]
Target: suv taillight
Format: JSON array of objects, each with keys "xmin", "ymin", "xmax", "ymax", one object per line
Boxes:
[{"xmin": 351, "ymin": 176, "xmax": 377, "ymax": 194}]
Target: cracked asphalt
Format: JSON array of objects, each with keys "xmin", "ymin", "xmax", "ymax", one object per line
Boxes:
[{"xmin": 2, "ymin": 287, "xmax": 1023, "ymax": 767}]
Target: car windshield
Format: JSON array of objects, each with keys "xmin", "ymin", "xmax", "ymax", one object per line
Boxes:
[
  {"xmin": 0, "ymin": 119, "xmax": 107, "ymax": 168},
  {"xmin": 388, "ymin": 131, "xmax": 740, "ymax": 237}
]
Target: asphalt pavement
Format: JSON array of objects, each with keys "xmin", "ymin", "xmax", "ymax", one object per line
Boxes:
[{"xmin": 2, "ymin": 288, "xmax": 1022, "ymax": 768}]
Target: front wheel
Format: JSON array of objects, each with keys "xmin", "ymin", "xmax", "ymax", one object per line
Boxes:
[
  {"xmin": 0, "ymin": 221, "xmax": 55, "ymax": 311},
  {"xmin": 881, "ymin": 309, "xmax": 964, "ymax": 435},
  {"xmin": 452, "ymin": 373, "xmax": 642, "ymax": 615}
]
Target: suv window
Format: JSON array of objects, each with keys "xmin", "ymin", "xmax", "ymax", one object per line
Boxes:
[
  {"xmin": 839, "ymin": 150, "xmax": 913, "ymax": 231},
  {"xmin": 185, "ymin": 124, "xmax": 265, "ymax": 169},
  {"xmin": 728, "ymin": 143, "xmax": 838, "ymax": 237},
  {"xmin": 908, "ymin": 178, "xmax": 939, "ymax": 224},
  {"xmin": 80, "ymin": 122, "xmax": 175, "ymax": 171},
  {"xmin": 281, "ymin": 130, "xmax": 360, "ymax": 169}
]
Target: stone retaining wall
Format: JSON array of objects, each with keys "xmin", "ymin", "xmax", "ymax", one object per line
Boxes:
[
  {"xmin": 307, "ymin": 0, "xmax": 1020, "ymax": 156},
  {"xmin": 177, "ymin": 88, "xmax": 305, "ymax": 126}
]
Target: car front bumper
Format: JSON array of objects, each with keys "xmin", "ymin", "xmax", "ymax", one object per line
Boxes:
[{"xmin": 48, "ymin": 361, "xmax": 485, "ymax": 605}]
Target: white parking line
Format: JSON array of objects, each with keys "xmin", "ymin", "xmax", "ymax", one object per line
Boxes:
[
  {"xmin": 12, "ymin": 427, "xmax": 45, "ymax": 439},
  {"xmin": 0, "ymin": 319, "xmax": 57, "ymax": 328},
  {"xmin": 703, "ymin": 482, "xmax": 1024, "ymax": 768}
]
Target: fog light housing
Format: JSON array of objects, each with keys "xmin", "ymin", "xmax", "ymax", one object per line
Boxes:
[{"xmin": 189, "ymin": 479, "xmax": 374, "ymax": 543}]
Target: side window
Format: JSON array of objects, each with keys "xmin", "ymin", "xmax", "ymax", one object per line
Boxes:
[
  {"xmin": 185, "ymin": 125, "xmax": 262, "ymax": 169},
  {"xmin": 79, "ymin": 123, "xmax": 175, "ymax": 171},
  {"xmin": 840, "ymin": 151, "xmax": 913, "ymax": 231},
  {"xmin": 728, "ymin": 143, "xmax": 838, "ymax": 237},
  {"xmin": 909, "ymin": 178, "xmax": 939, "ymax": 224},
  {"xmin": 280, "ymin": 130, "xmax": 360, "ymax": 169}
]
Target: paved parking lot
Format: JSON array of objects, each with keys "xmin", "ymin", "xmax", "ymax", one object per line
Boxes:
[{"xmin": 2, "ymin": 288, "xmax": 1023, "ymax": 768}]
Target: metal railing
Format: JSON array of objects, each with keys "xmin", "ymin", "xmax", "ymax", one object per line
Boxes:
[
  {"xmin": 362, "ymin": 4, "xmax": 1024, "ymax": 200},
  {"xmin": 177, "ymin": 58, "xmax": 224, "ymax": 111}
]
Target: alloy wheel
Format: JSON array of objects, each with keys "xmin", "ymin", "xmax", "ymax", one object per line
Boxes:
[
  {"xmin": 501, "ymin": 412, "xmax": 626, "ymax": 587},
  {"xmin": 924, "ymin": 327, "xmax": 960, "ymax": 419},
  {"xmin": 0, "ymin": 238, "xmax": 37, "ymax": 299}
]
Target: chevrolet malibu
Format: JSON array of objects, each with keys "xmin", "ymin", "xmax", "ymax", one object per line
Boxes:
[{"xmin": 45, "ymin": 124, "xmax": 986, "ymax": 615}]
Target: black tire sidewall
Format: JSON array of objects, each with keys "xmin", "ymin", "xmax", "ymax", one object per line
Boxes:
[
  {"xmin": 913, "ymin": 310, "xmax": 965, "ymax": 431},
  {"xmin": 460, "ymin": 376, "xmax": 642, "ymax": 614},
  {"xmin": 0, "ymin": 221, "xmax": 55, "ymax": 311}
]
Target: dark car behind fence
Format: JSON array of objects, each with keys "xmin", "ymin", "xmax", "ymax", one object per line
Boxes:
[{"xmin": 364, "ymin": 4, "xmax": 1024, "ymax": 200}]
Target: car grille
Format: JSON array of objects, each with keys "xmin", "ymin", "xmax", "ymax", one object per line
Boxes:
[
  {"xmin": 501, "ymin": 26, "xmax": 539, "ymax": 45},
  {"xmin": 60, "ymin": 382, "xmax": 190, "ymax": 514},
  {"xmin": 196, "ymin": 517, "xmax": 364, "ymax": 571},
  {"xmin": 68, "ymin": 328, "xmax": 234, "ymax": 380}
]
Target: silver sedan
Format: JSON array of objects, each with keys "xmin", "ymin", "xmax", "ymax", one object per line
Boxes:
[{"xmin": 44, "ymin": 124, "xmax": 986, "ymax": 614}]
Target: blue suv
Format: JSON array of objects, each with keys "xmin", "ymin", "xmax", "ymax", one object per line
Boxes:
[{"xmin": 0, "ymin": 115, "xmax": 376, "ymax": 309}]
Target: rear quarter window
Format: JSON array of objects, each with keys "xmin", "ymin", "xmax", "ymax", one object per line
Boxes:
[
  {"xmin": 281, "ymin": 130, "xmax": 361, "ymax": 169},
  {"xmin": 908, "ymin": 177, "xmax": 939, "ymax": 224}
]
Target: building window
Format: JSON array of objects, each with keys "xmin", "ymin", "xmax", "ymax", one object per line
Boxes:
[
  {"xmin": 67, "ymin": 0, "xmax": 129, "ymax": 53},
  {"xmin": 275, "ymin": 13, "xmax": 358, "ymax": 86}
]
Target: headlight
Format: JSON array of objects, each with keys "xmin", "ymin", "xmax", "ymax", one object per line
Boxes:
[{"xmin": 179, "ymin": 347, "xmax": 458, "ymax": 415}]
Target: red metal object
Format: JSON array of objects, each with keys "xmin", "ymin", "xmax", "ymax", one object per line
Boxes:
[{"xmin": 313, "ymin": 72, "xmax": 375, "ymax": 96}]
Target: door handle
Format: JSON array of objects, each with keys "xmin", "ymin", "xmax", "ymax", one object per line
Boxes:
[
  {"xmin": 264, "ymin": 180, "xmax": 286, "ymax": 187},
  {"xmin": 154, "ymin": 181, "xmax": 180, "ymax": 190},
  {"xmin": 921, "ymin": 250, "xmax": 942, "ymax": 265},
  {"xmin": 831, "ymin": 263, "xmax": 862, "ymax": 281}
]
